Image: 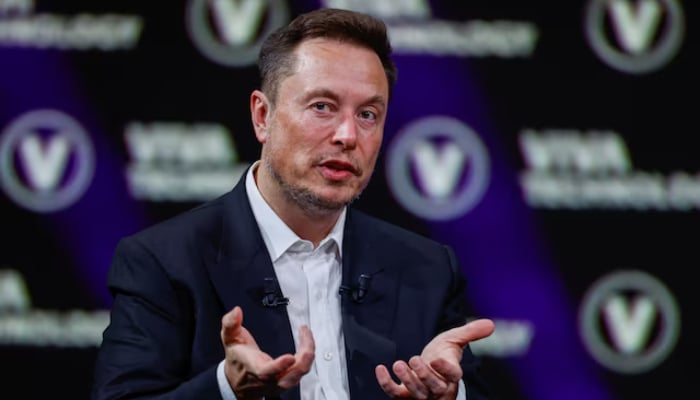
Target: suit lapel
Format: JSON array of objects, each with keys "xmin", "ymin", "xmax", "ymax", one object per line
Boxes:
[
  {"xmin": 204, "ymin": 180, "xmax": 402, "ymax": 398},
  {"xmin": 341, "ymin": 210, "xmax": 400, "ymax": 396},
  {"xmin": 204, "ymin": 178, "xmax": 300, "ymax": 400}
]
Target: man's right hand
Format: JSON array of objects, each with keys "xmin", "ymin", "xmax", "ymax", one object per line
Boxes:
[{"xmin": 220, "ymin": 306, "xmax": 315, "ymax": 400}]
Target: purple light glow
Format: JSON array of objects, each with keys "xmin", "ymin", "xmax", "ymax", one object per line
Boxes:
[
  {"xmin": 1, "ymin": 48, "xmax": 146, "ymax": 307},
  {"xmin": 388, "ymin": 55, "xmax": 614, "ymax": 399}
]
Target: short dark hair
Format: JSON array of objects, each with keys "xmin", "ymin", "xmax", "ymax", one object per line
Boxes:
[{"xmin": 258, "ymin": 8, "xmax": 397, "ymax": 103}]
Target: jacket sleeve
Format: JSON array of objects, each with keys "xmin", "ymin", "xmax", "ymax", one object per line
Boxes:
[{"xmin": 91, "ymin": 237, "xmax": 222, "ymax": 400}]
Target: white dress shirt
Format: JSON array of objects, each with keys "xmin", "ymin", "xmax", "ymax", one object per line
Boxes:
[
  {"xmin": 218, "ymin": 163, "xmax": 349, "ymax": 400},
  {"xmin": 217, "ymin": 163, "xmax": 467, "ymax": 399}
]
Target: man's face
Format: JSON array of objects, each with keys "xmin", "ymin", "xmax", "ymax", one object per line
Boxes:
[{"xmin": 254, "ymin": 38, "xmax": 389, "ymax": 214}]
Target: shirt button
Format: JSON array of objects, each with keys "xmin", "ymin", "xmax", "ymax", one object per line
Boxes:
[
  {"xmin": 315, "ymin": 292, "xmax": 323, "ymax": 301},
  {"xmin": 323, "ymin": 351, "xmax": 333, "ymax": 361}
]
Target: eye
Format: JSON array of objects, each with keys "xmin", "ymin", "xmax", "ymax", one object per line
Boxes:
[
  {"xmin": 313, "ymin": 102, "xmax": 330, "ymax": 111},
  {"xmin": 359, "ymin": 110, "xmax": 377, "ymax": 121}
]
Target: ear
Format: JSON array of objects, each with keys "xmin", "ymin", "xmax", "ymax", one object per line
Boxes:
[{"xmin": 251, "ymin": 90, "xmax": 270, "ymax": 144}]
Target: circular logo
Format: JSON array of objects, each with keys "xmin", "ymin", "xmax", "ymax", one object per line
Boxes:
[
  {"xmin": 0, "ymin": 109, "xmax": 95, "ymax": 213},
  {"xmin": 584, "ymin": 0, "xmax": 684, "ymax": 74},
  {"xmin": 386, "ymin": 116, "xmax": 490, "ymax": 221},
  {"xmin": 579, "ymin": 269, "xmax": 680, "ymax": 374},
  {"xmin": 186, "ymin": 0, "xmax": 289, "ymax": 67}
]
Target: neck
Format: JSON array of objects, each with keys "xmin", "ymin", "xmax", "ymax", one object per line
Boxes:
[
  {"xmin": 282, "ymin": 207, "xmax": 341, "ymax": 247},
  {"xmin": 254, "ymin": 164, "xmax": 342, "ymax": 247}
]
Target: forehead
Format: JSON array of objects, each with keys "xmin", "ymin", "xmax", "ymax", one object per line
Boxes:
[{"xmin": 283, "ymin": 38, "xmax": 389, "ymax": 99}]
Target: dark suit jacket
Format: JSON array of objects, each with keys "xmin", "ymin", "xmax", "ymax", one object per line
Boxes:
[{"xmin": 91, "ymin": 173, "xmax": 491, "ymax": 399}]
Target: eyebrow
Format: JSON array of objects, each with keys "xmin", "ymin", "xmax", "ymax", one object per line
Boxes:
[
  {"xmin": 304, "ymin": 89, "xmax": 387, "ymax": 109},
  {"xmin": 364, "ymin": 95, "xmax": 387, "ymax": 110},
  {"xmin": 303, "ymin": 88, "xmax": 339, "ymax": 103}
]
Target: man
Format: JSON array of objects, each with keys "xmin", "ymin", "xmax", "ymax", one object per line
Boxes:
[{"xmin": 92, "ymin": 7, "xmax": 494, "ymax": 400}]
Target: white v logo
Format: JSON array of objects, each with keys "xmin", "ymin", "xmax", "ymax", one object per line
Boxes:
[
  {"xmin": 210, "ymin": 0, "xmax": 267, "ymax": 45},
  {"xmin": 608, "ymin": 0, "xmax": 663, "ymax": 53},
  {"xmin": 412, "ymin": 141, "xmax": 465, "ymax": 199},
  {"xmin": 603, "ymin": 294, "xmax": 656, "ymax": 354},
  {"xmin": 19, "ymin": 133, "xmax": 70, "ymax": 192}
]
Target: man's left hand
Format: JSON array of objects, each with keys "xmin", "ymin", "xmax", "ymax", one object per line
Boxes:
[{"xmin": 375, "ymin": 318, "xmax": 494, "ymax": 399}]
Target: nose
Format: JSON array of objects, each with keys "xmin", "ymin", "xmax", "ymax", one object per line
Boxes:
[{"xmin": 332, "ymin": 115, "xmax": 358, "ymax": 149}]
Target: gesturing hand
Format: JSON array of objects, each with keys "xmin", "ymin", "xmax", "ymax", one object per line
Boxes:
[
  {"xmin": 375, "ymin": 318, "xmax": 494, "ymax": 399},
  {"xmin": 220, "ymin": 306, "xmax": 315, "ymax": 400}
]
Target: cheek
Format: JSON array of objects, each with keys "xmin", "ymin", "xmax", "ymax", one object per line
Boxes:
[
  {"xmin": 270, "ymin": 137, "xmax": 312, "ymax": 170},
  {"xmin": 274, "ymin": 116, "xmax": 318, "ymax": 149},
  {"xmin": 361, "ymin": 136, "xmax": 383, "ymax": 160}
]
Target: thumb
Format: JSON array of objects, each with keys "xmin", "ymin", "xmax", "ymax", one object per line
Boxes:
[
  {"xmin": 442, "ymin": 318, "xmax": 495, "ymax": 348},
  {"xmin": 221, "ymin": 306, "xmax": 244, "ymax": 346}
]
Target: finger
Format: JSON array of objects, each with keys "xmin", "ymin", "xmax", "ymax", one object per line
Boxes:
[
  {"xmin": 442, "ymin": 318, "xmax": 495, "ymax": 348},
  {"xmin": 220, "ymin": 306, "xmax": 243, "ymax": 346},
  {"xmin": 277, "ymin": 326, "xmax": 316, "ymax": 389},
  {"xmin": 295, "ymin": 325, "xmax": 316, "ymax": 370},
  {"xmin": 408, "ymin": 356, "xmax": 448, "ymax": 395},
  {"xmin": 276, "ymin": 359, "xmax": 309, "ymax": 389},
  {"xmin": 375, "ymin": 365, "xmax": 411, "ymax": 398},
  {"xmin": 393, "ymin": 360, "xmax": 428, "ymax": 399},
  {"xmin": 255, "ymin": 354, "xmax": 297, "ymax": 381},
  {"xmin": 221, "ymin": 306, "xmax": 258, "ymax": 347},
  {"xmin": 429, "ymin": 357, "xmax": 463, "ymax": 382}
]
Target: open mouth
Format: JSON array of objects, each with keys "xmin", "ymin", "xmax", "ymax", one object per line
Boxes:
[{"xmin": 319, "ymin": 159, "xmax": 359, "ymax": 180}]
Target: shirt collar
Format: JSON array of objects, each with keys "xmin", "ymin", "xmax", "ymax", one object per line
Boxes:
[{"xmin": 245, "ymin": 161, "xmax": 346, "ymax": 262}]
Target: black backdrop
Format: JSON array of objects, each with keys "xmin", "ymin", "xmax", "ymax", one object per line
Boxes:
[{"xmin": 0, "ymin": 1, "xmax": 694, "ymax": 398}]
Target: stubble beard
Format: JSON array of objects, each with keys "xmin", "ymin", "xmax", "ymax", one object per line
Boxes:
[{"xmin": 263, "ymin": 156, "xmax": 362, "ymax": 217}]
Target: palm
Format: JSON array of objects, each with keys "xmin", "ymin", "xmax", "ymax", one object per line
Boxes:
[{"xmin": 421, "ymin": 319, "xmax": 495, "ymax": 380}]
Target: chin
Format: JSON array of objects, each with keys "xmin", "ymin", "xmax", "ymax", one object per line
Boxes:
[{"xmin": 314, "ymin": 190, "xmax": 354, "ymax": 208}]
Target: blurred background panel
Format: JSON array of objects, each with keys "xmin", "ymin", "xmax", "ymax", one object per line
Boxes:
[{"xmin": 0, "ymin": 1, "xmax": 694, "ymax": 398}]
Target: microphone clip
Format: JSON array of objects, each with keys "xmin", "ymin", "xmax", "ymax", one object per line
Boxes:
[
  {"xmin": 261, "ymin": 277, "xmax": 289, "ymax": 308},
  {"xmin": 340, "ymin": 269, "xmax": 382, "ymax": 303}
]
